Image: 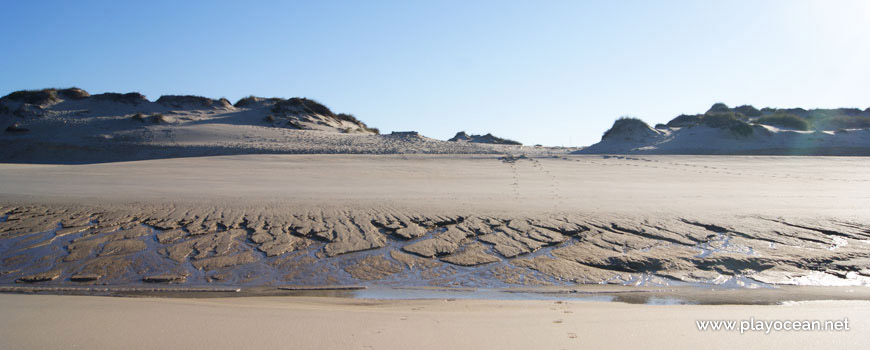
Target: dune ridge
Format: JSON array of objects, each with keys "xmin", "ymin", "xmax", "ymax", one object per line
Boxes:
[
  {"xmin": 579, "ymin": 103, "xmax": 870, "ymax": 155},
  {"xmin": 1, "ymin": 88, "xmax": 546, "ymax": 163}
]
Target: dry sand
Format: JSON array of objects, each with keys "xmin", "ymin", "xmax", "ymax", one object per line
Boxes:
[
  {"xmin": 1, "ymin": 294, "xmax": 868, "ymax": 349},
  {"xmin": 1, "ymin": 154, "xmax": 867, "ymax": 216}
]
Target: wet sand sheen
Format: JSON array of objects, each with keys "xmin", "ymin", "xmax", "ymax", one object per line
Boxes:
[{"xmin": 1, "ymin": 294, "xmax": 868, "ymax": 350}]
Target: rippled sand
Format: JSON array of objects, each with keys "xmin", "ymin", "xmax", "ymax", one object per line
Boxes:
[{"xmin": 1, "ymin": 155, "xmax": 869, "ymax": 288}]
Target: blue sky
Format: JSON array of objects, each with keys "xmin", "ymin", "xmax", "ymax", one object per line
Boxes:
[{"xmin": 2, "ymin": 1, "xmax": 868, "ymax": 146}]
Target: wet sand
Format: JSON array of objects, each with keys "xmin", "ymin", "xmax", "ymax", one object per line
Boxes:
[
  {"xmin": 1, "ymin": 155, "xmax": 870, "ymax": 288},
  {"xmin": 1, "ymin": 294, "xmax": 867, "ymax": 349},
  {"xmin": 1, "ymin": 154, "xmax": 869, "ymax": 349}
]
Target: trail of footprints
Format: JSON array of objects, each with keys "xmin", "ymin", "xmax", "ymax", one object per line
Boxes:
[
  {"xmin": 501, "ymin": 155, "xmax": 563, "ymax": 207},
  {"xmin": 572, "ymin": 155, "xmax": 868, "ymax": 183}
]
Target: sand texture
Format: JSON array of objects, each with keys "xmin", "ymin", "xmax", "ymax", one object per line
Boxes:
[
  {"xmin": 1, "ymin": 294, "xmax": 868, "ymax": 350},
  {"xmin": 1, "ymin": 155, "xmax": 869, "ymax": 288}
]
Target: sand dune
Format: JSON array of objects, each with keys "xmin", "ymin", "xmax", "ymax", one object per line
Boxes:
[
  {"xmin": 579, "ymin": 104, "xmax": 870, "ymax": 155},
  {"xmin": 0, "ymin": 88, "xmax": 552, "ymax": 163}
]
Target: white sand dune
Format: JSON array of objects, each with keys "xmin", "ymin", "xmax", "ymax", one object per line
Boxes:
[
  {"xmin": 0, "ymin": 88, "xmax": 549, "ymax": 163},
  {"xmin": 578, "ymin": 123, "xmax": 870, "ymax": 155},
  {"xmin": 578, "ymin": 104, "xmax": 870, "ymax": 155}
]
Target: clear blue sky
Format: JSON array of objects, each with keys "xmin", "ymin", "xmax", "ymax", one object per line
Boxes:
[{"xmin": 2, "ymin": 1, "xmax": 868, "ymax": 146}]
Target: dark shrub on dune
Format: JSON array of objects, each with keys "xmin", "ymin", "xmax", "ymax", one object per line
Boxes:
[
  {"xmin": 2, "ymin": 87, "xmax": 92, "ymax": 104},
  {"xmin": 272, "ymin": 97, "xmax": 335, "ymax": 117},
  {"xmin": 233, "ymin": 96, "xmax": 282, "ymax": 108},
  {"xmin": 728, "ymin": 122, "xmax": 755, "ymax": 137},
  {"xmin": 701, "ymin": 112, "xmax": 754, "ymax": 137},
  {"xmin": 797, "ymin": 109, "xmax": 870, "ymax": 130},
  {"xmin": 824, "ymin": 115, "xmax": 870, "ymax": 129},
  {"xmin": 602, "ymin": 117, "xmax": 657, "ymax": 141},
  {"xmin": 666, "ymin": 114, "xmax": 701, "ymax": 127},
  {"xmin": 663, "ymin": 103, "xmax": 870, "ymax": 134},
  {"xmin": 781, "ymin": 108, "xmax": 808, "ymax": 115},
  {"xmin": 478, "ymin": 133, "xmax": 521, "ymax": 145},
  {"xmin": 448, "ymin": 131, "xmax": 471, "ymax": 141},
  {"xmin": 754, "ymin": 113, "xmax": 810, "ymax": 130},
  {"xmin": 58, "ymin": 87, "xmax": 90, "ymax": 100},
  {"xmin": 701, "ymin": 112, "xmax": 746, "ymax": 128},
  {"xmin": 234, "ymin": 96, "xmax": 259, "ymax": 108},
  {"xmin": 706, "ymin": 103, "xmax": 730, "ymax": 114},
  {"xmin": 836, "ymin": 108, "xmax": 863, "ymax": 116},
  {"xmin": 291, "ymin": 98, "xmax": 333, "ymax": 116},
  {"xmin": 336, "ymin": 113, "xmax": 361, "ymax": 124},
  {"xmin": 760, "ymin": 107, "xmax": 809, "ymax": 118},
  {"xmin": 2, "ymin": 89, "xmax": 60, "ymax": 105},
  {"xmin": 269, "ymin": 98, "xmax": 380, "ymax": 133},
  {"xmin": 666, "ymin": 110, "xmax": 753, "ymax": 137},
  {"xmin": 92, "ymin": 92, "xmax": 148, "ymax": 105},
  {"xmin": 156, "ymin": 95, "xmax": 227, "ymax": 109},
  {"xmin": 448, "ymin": 131, "xmax": 520, "ymax": 144},
  {"xmin": 234, "ymin": 96, "xmax": 255, "ymax": 108},
  {"xmin": 335, "ymin": 113, "xmax": 380, "ymax": 134},
  {"xmin": 733, "ymin": 105, "xmax": 761, "ymax": 117}
]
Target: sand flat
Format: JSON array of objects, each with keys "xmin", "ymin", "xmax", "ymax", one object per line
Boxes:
[
  {"xmin": 1, "ymin": 154, "xmax": 870, "ymax": 287},
  {"xmin": 1, "ymin": 294, "xmax": 868, "ymax": 349},
  {"xmin": 0, "ymin": 154, "xmax": 867, "ymax": 216}
]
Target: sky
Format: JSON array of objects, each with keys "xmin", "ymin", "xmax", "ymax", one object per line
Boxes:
[{"xmin": 1, "ymin": 0, "xmax": 869, "ymax": 146}]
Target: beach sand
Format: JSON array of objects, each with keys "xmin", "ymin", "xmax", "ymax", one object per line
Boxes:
[
  {"xmin": 1, "ymin": 153, "xmax": 869, "ymax": 350},
  {"xmin": 1, "ymin": 294, "xmax": 868, "ymax": 349},
  {"xmin": 1, "ymin": 154, "xmax": 867, "ymax": 216},
  {"xmin": 1, "ymin": 154, "xmax": 869, "ymax": 287}
]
